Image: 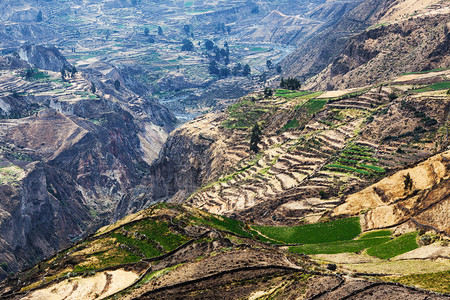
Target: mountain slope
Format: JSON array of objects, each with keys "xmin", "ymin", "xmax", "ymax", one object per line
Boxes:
[
  {"xmin": 1, "ymin": 203, "xmax": 448, "ymax": 299},
  {"xmin": 117, "ymin": 70, "xmax": 450, "ymax": 226},
  {"xmin": 0, "ymin": 50, "xmax": 175, "ymax": 279}
]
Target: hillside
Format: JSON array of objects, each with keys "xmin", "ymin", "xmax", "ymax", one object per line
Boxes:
[
  {"xmin": 1, "ymin": 203, "xmax": 449, "ymax": 299},
  {"xmin": 117, "ymin": 69, "xmax": 450, "ymax": 225},
  {"xmin": 282, "ymin": 0, "xmax": 449, "ymax": 88},
  {"xmin": 0, "ymin": 50, "xmax": 174, "ymax": 279}
]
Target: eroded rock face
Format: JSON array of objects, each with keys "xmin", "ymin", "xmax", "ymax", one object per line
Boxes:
[
  {"xmin": 0, "ymin": 162, "xmax": 90, "ymax": 278},
  {"xmin": 307, "ymin": 13, "xmax": 450, "ymax": 90},
  {"xmin": 18, "ymin": 45, "xmax": 71, "ymax": 72},
  {"xmin": 332, "ymin": 151, "xmax": 450, "ymax": 233},
  {"xmin": 0, "ymin": 53, "xmax": 176, "ymax": 279}
]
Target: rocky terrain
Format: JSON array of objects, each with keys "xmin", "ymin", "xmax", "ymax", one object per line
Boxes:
[
  {"xmin": 1, "ymin": 204, "xmax": 449, "ymax": 299},
  {"xmin": 0, "ymin": 48, "xmax": 174, "ymax": 279},
  {"xmin": 282, "ymin": 0, "xmax": 450, "ymax": 88}
]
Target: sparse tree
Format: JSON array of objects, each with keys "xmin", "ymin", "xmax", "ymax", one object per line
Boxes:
[
  {"xmin": 181, "ymin": 39, "xmax": 194, "ymax": 51},
  {"xmin": 60, "ymin": 68, "xmax": 66, "ymax": 81},
  {"xmin": 232, "ymin": 63, "xmax": 242, "ymax": 76},
  {"xmin": 91, "ymin": 83, "xmax": 96, "ymax": 94},
  {"xmin": 144, "ymin": 27, "xmax": 149, "ymax": 36},
  {"xmin": 243, "ymin": 64, "xmax": 251, "ymax": 76},
  {"xmin": 114, "ymin": 79, "xmax": 121, "ymax": 91},
  {"xmin": 403, "ymin": 173, "xmax": 413, "ymax": 190},
  {"xmin": 36, "ymin": 10, "xmax": 43, "ymax": 22},
  {"xmin": 204, "ymin": 39, "xmax": 214, "ymax": 51},
  {"xmin": 208, "ymin": 60, "xmax": 219, "ymax": 75},
  {"xmin": 276, "ymin": 65, "xmax": 282, "ymax": 73},
  {"xmin": 250, "ymin": 123, "xmax": 262, "ymax": 153},
  {"xmin": 70, "ymin": 66, "xmax": 77, "ymax": 78},
  {"xmin": 388, "ymin": 92, "xmax": 398, "ymax": 101},
  {"xmin": 24, "ymin": 69, "xmax": 33, "ymax": 80},
  {"xmin": 251, "ymin": 6, "xmax": 259, "ymax": 13},
  {"xmin": 157, "ymin": 26, "xmax": 163, "ymax": 36},
  {"xmin": 183, "ymin": 24, "xmax": 191, "ymax": 36},
  {"xmin": 280, "ymin": 77, "xmax": 301, "ymax": 90},
  {"xmin": 266, "ymin": 59, "xmax": 272, "ymax": 70},
  {"xmin": 264, "ymin": 87, "xmax": 273, "ymax": 97}
]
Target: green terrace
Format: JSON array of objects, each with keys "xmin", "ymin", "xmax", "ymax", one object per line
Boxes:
[
  {"xmin": 16, "ymin": 203, "xmax": 423, "ymax": 294},
  {"xmin": 221, "ymin": 98, "xmax": 274, "ymax": 129},
  {"xmin": 324, "ymin": 143, "xmax": 386, "ymax": 177},
  {"xmin": 407, "ymin": 81, "xmax": 450, "ymax": 93}
]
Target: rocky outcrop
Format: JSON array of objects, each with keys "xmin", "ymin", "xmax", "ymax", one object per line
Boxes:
[
  {"xmin": 0, "ymin": 162, "xmax": 90, "ymax": 279},
  {"xmin": 281, "ymin": 0, "xmax": 395, "ymax": 79},
  {"xmin": 307, "ymin": 12, "xmax": 450, "ymax": 90},
  {"xmin": 332, "ymin": 151, "xmax": 450, "ymax": 233},
  {"xmin": 18, "ymin": 45, "xmax": 71, "ymax": 72}
]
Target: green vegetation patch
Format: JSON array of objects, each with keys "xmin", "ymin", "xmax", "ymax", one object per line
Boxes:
[
  {"xmin": 191, "ymin": 215, "xmax": 252, "ymax": 238},
  {"xmin": 221, "ymin": 99, "xmax": 270, "ymax": 129},
  {"xmin": 124, "ymin": 219, "xmax": 190, "ymax": 252},
  {"xmin": 388, "ymin": 270, "xmax": 450, "ymax": 294},
  {"xmin": 325, "ymin": 164, "xmax": 370, "ymax": 175},
  {"xmin": 326, "ymin": 143, "xmax": 385, "ymax": 177},
  {"xmin": 275, "ymin": 90, "xmax": 311, "ymax": 99},
  {"xmin": 282, "ymin": 119, "xmax": 301, "ymax": 130},
  {"xmin": 304, "ymin": 99, "xmax": 327, "ymax": 115},
  {"xmin": 110, "ymin": 232, "xmax": 161, "ymax": 258},
  {"xmin": 252, "ymin": 217, "xmax": 361, "ymax": 244},
  {"xmin": 289, "ymin": 237, "xmax": 391, "ymax": 255},
  {"xmin": 366, "ymin": 232, "xmax": 418, "ymax": 259},
  {"xmin": 402, "ymin": 68, "xmax": 450, "ymax": 75},
  {"xmin": 409, "ymin": 81, "xmax": 450, "ymax": 93},
  {"xmin": 250, "ymin": 47, "xmax": 268, "ymax": 52},
  {"xmin": 358, "ymin": 230, "xmax": 392, "ymax": 239}
]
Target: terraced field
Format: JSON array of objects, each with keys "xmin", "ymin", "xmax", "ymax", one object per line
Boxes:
[
  {"xmin": 1, "ymin": 203, "xmax": 447, "ymax": 299},
  {"xmin": 184, "ymin": 72, "xmax": 449, "ymax": 224}
]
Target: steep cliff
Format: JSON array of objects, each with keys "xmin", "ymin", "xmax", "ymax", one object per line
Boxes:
[
  {"xmin": 281, "ymin": 0, "xmax": 397, "ymax": 79},
  {"xmin": 18, "ymin": 45, "xmax": 72, "ymax": 73},
  {"xmin": 0, "ymin": 52, "xmax": 175, "ymax": 279},
  {"xmin": 306, "ymin": 12, "xmax": 450, "ymax": 90}
]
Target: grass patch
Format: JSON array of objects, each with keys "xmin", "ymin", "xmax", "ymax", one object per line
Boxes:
[
  {"xmin": 358, "ymin": 164, "xmax": 385, "ymax": 172},
  {"xmin": 123, "ymin": 219, "xmax": 189, "ymax": 252},
  {"xmin": 192, "ymin": 215, "xmax": 252, "ymax": 238},
  {"xmin": 401, "ymin": 68, "xmax": 449, "ymax": 75},
  {"xmin": 358, "ymin": 230, "xmax": 391, "ymax": 239},
  {"xmin": 304, "ymin": 99, "xmax": 327, "ymax": 115},
  {"xmin": 252, "ymin": 217, "xmax": 361, "ymax": 244},
  {"xmin": 221, "ymin": 99, "xmax": 271, "ymax": 129},
  {"xmin": 275, "ymin": 90, "xmax": 311, "ymax": 99},
  {"xmin": 366, "ymin": 232, "xmax": 418, "ymax": 259},
  {"xmin": 325, "ymin": 164, "xmax": 370, "ymax": 175},
  {"xmin": 250, "ymin": 47, "xmax": 268, "ymax": 52},
  {"xmin": 409, "ymin": 81, "xmax": 450, "ymax": 93},
  {"xmin": 289, "ymin": 237, "xmax": 391, "ymax": 255},
  {"xmin": 283, "ymin": 119, "xmax": 301, "ymax": 130},
  {"xmin": 388, "ymin": 270, "xmax": 450, "ymax": 294}
]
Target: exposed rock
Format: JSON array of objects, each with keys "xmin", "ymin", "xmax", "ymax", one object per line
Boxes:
[
  {"xmin": 18, "ymin": 45, "xmax": 72, "ymax": 72},
  {"xmin": 332, "ymin": 151, "xmax": 450, "ymax": 233},
  {"xmin": 306, "ymin": 13, "xmax": 450, "ymax": 90}
]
